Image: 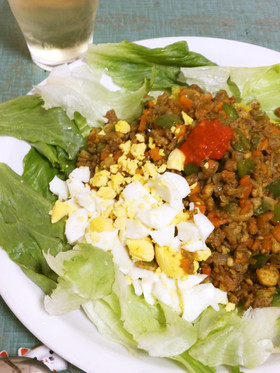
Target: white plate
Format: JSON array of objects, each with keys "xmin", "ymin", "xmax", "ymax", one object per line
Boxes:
[{"xmin": 1, "ymin": 37, "xmax": 280, "ymax": 373}]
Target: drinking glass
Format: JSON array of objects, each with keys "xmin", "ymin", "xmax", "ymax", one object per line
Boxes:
[{"xmin": 8, "ymin": 0, "xmax": 99, "ymax": 71}]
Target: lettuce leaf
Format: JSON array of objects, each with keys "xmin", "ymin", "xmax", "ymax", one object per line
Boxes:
[
  {"xmin": 0, "ymin": 163, "xmax": 70, "ymax": 294},
  {"xmin": 189, "ymin": 306, "xmax": 280, "ymax": 369},
  {"xmin": 86, "ymin": 40, "xmax": 216, "ymax": 91},
  {"xmin": 180, "ymin": 64, "xmax": 280, "ymax": 121},
  {"xmin": 34, "ymin": 64, "xmax": 152, "ymax": 128},
  {"xmin": 0, "ymin": 94, "xmax": 84, "ymax": 159},
  {"xmin": 44, "ymin": 244, "xmax": 115, "ymax": 314}
]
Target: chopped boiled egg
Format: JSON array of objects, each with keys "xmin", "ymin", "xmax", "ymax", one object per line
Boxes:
[
  {"xmin": 49, "ymin": 176, "xmax": 69, "ymax": 201},
  {"xmin": 193, "ymin": 212, "xmax": 215, "ymax": 241},
  {"xmin": 137, "ymin": 203, "xmax": 181, "ymax": 230},
  {"xmin": 150, "ymin": 225, "xmax": 175, "ymax": 247},
  {"xmin": 49, "ymin": 165, "xmax": 228, "ymax": 322},
  {"xmin": 178, "ymin": 282, "xmax": 228, "ymax": 322},
  {"xmin": 50, "ymin": 200, "xmax": 77, "ymax": 223},
  {"xmin": 125, "ymin": 219, "xmax": 151, "ymax": 239},
  {"xmin": 155, "ymin": 244, "xmax": 186, "ymax": 279},
  {"xmin": 166, "ymin": 148, "xmax": 185, "ymax": 171},
  {"xmin": 127, "ymin": 237, "xmax": 154, "ymax": 262},
  {"xmin": 65, "ymin": 208, "xmax": 88, "ymax": 244}
]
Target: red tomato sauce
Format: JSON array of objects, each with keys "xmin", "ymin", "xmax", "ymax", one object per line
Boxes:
[{"xmin": 179, "ymin": 119, "xmax": 234, "ymax": 165}]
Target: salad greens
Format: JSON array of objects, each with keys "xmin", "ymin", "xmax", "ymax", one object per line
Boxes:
[
  {"xmin": 86, "ymin": 40, "xmax": 216, "ymax": 91},
  {"xmin": 179, "ymin": 64, "xmax": 280, "ymax": 122},
  {"xmin": 0, "ymin": 163, "xmax": 70, "ymax": 294},
  {"xmin": 0, "ymin": 39, "xmax": 280, "ymax": 372}
]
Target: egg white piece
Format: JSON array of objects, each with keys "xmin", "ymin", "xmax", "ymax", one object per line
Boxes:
[
  {"xmin": 69, "ymin": 166, "xmax": 90, "ymax": 183},
  {"xmin": 152, "ymin": 273, "xmax": 181, "ymax": 313},
  {"xmin": 179, "ymin": 282, "xmax": 228, "ymax": 322},
  {"xmin": 122, "ymin": 181, "xmax": 159, "ymax": 213},
  {"xmin": 111, "ymin": 238, "xmax": 133, "ymax": 274},
  {"xmin": 125, "ymin": 219, "xmax": 151, "ymax": 239},
  {"xmin": 150, "ymin": 225, "xmax": 175, "ymax": 247},
  {"xmin": 67, "ymin": 178, "xmax": 85, "ymax": 197},
  {"xmin": 49, "ymin": 176, "xmax": 69, "ymax": 201},
  {"xmin": 86, "ymin": 229, "xmax": 119, "ymax": 251},
  {"xmin": 181, "ymin": 240, "xmax": 208, "ymax": 253},
  {"xmin": 149, "ymin": 171, "xmax": 191, "ymax": 209},
  {"xmin": 177, "ymin": 221, "xmax": 202, "ymax": 242},
  {"xmin": 65, "ymin": 208, "xmax": 89, "ymax": 244},
  {"xmin": 74, "ymin": 187, "xmax": 98, "ymax": 214},
  {"xmin": 137, "ymin": 203, "xmax": 181, "ymax": 230},
  {"xmin": 193, "ymin": 213, "xmax": 215, "ymax": 241},
  {"xmin": 177, "ymin": 274, "xmax": 207, "ymax": 290}
]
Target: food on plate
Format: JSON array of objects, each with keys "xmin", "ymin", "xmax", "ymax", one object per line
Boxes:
[{"xmin": 0, "ymin": 40, "xmax": 280, "ymax": 372}]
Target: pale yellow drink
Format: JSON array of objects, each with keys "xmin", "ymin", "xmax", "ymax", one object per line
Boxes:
[{"xmin": 8, "ymin": 0, "xmax": 99, "ymax": 70}]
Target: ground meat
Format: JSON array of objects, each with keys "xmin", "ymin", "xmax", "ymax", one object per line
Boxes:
[{"xmin": 77, "ymin": 85, "xmax": 280, "ymax": 309}]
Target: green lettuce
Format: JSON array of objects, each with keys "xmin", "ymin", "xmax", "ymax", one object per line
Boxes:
[
  {"xmin": 0, "ymin": 163, "xmax": 70, "ymax": 294},
  {"xmin": 34, "ymin": 64, "xmax": 152, "ymax": 128},
  {"xmin": 86, "ymin": 40, "xmax": 216, "ymax": 91},
  {"xmin": 0, "ymin": 94, "xmax": 84, "ymax": 171},
  {"xmin": 44, "ymin": 244, "xmax": 115, "ymax": 314},
  {"xmin": 189, "ymin": 306, "xmax": 280, "ymax": 369},
  {"xmin": 180, "ymin": 64, "xmax": 280, "ymax": 121}
]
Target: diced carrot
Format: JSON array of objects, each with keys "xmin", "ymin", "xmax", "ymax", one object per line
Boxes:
[
  {"xmin": 271, "ymin": 126, "xmax": 280, "ymax": 134},
  {"xmin": 259, "ymin": 162, "xmax": 268, "ymax": 175},
  {"xmin": 272, "ymin": 224, "xmax": 280, "ymax": 242},
  {"xmin": 251, "ymin": 239, "xmax": 260, "ymax": 251},
  {"xmin": 100, "ymin": 149, "xmax": 110, "ymax": 161},
  {"xmin": 179, "ymin": 95, "xmax": 193, "ymax": 110},
  {"xmin": 262, "ymin": 235, "xmax": 273, "ymax": 252},
  {"xmin": 216, "ymin": 99, "xmax": 230, "ymax": 111},
  {"xmin": 194, "ymin": 202, "xmax": 206, "ymax": 214},
  {"xmin": 139, "ymin": 114, "xmax": 147, "ymax": 131},
  {"xmin": 240, "ymin": 199, "xmax": 251, "ymax": 214},
  {"xmin": 245, "ymin": 237, "xmax": 254, "ymax": 249},
  {"xmin": 202, "ymin": 266, "xmax": 212, "ymax": 276},
  {"xmin": 148, "ymin": 146, "xmax": 163, "ymax": 161},
  {"xmin": 201, "ymin": 93, "xmax": 213, "ymax": 102},
  {"xmin": 190, "ymin": 182, "xmax": 201, "ymax": 195},
  {"xmin": 252, "ymin": 150, "xmax": 262, "ymax": 157},
  {"xmin": 256, "ymin": 211, "xmax": 274, "ymax": 230},
  {"xmin": 239, "ymin": 175, "xmax": 253, "ymax": 200},
  {"xmin": 207, "ymin": 211, "xmax": 228, "ymax": 227},
  {"xmin": 258, "ymin": 138, "xmax": 269, "ymax": 151},
  {"xmin": 174, "ymin": 124, "xmax": 187, "ymax": 138},
  {"xmin": 113, "ymin": 151, "xmax": 123, "ymax": 162}
]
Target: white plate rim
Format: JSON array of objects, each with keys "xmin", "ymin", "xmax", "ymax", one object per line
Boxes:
[{"xmin": 1, "ymin": 36, "xmax": 280, "ymax": 373}]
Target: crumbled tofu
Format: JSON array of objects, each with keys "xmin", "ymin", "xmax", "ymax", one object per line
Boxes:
[
  {"xmin": 181, "ymin": 111, "xmax": 193, "ymax": 125},
  {"xmin": 115, "ymin": 120, "xmax": 131, "ymax": 134},
  {"xmin": 130, "ymin": 143, "xmax": 147, "ymax": 160},
  {"xmin": 90, "ymin": 170, "xmax": 110, "ymax": 187},
  {"xmin": 97, "ymin": 186, "xmax": 116, "ymax": 200},
  {"xmin": 119, "ymin": 140, "xmax": 131, "ymax": 154}
]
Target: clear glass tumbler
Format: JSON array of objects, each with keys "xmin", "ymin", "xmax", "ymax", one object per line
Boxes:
[{"xmin": 8, "ymin": 0, "xmax": 99, "ymax": 70}]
